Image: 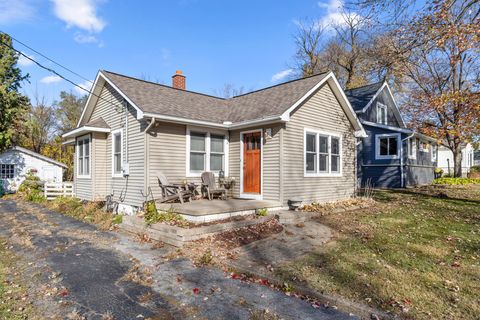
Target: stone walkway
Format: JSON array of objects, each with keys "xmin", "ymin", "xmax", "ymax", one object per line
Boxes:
[
  {"xmin": 229, "ymin": 220, "xmax": 332, "ymax": 272},
  {"xmin": 0, "ymin": 199, "xmax": 355, "ymax": 320}
]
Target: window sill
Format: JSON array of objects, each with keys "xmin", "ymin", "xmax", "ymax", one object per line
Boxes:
[
  {"xmin": 187, "ymin": 171, "xmax": 223, "ymax": 178},
  {"xmin": 112, "ymin": 173, "xmax": 124, "ymax": 178},
  {"xmin": 304, "ymin": 173, "xmax": 343, "ymax": 178},
  {"xmin": 77, "ymin": 175, "xmax": 91, "ymax": 179},
  {"xmin": 375, "ymin": 155, "xmax": 399, "ymax": 160}
]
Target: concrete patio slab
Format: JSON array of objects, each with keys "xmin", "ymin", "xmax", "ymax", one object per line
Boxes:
[{"xmin": 157, "ymin": 198, "xmax": 284, "ymax": 222}]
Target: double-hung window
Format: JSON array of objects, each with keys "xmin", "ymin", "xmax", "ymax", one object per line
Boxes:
[
  {"xmin": 210, "ymin": 134, "xmax": 225, "ymax": 171},
  {"xmin": 187, "ymin": 129, "xmax": 227, "ymax": 176},
  {"xmin": 419, "ymin": 141, "xmax": 429, "ymax": 153},
  {"xmin": 431, "ymin": 144, "xmax": 437, "ymax": 162},
  {"xmin": 304, "ymin": 129, "xmax": 342, "ymax": 176},
  {"xmin": 112, "ymin": 129, "xmax": 123, "ymax": 177},
  {"xmin": 77, "ymin": 135, "xmax": 90, "ymax": 177},
  {"xmin": 375, "ymin": 134, "xmax": 400, "ymax": 159},
  {"xmin": 0, "ymin": 164, "xmax": 14, "ymax": 179},
  {"xmin": 377, "ymin": 103, "xmax": 387, "ymax": 125},
  {"xmin": 190, "ymin": 132, "xmax": 207, "ymax": 172}
]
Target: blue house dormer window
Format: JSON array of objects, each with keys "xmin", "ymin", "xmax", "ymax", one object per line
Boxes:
[{"xmin": 376, "ymin": 103, "xmax": 387, "ymax": 125}]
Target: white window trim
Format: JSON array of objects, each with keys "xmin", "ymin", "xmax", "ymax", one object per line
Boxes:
[
  {"xmin": 304, "ymin": 128, "xmax": 343, "ymax": 177},
  {"xmin": 240, "ymin": 129, "xmax": 263, "ymax": 200},
  {"xmin": 0, "ymin": 164, "xmax": 15, "ymax": 179},
  {"xmin": 77, "ymin": 134, "xmax": 91, "ymax": 179},
  {"xmin": 375, "ymin": 133, "xmax": 401, "ymax": 160},
  {"xmin": 111, "ymin": 128, "xmax": 124, "ymax": 178},
  {"xmin": 376, "ymin": 102, "xmax": 388, "ymax": 125},
  {"xmin": 186, "ymin": 126, "xmax": 229, "ymax": 178},
  {"xmin": 408, "ymin": 137, "xmax": 417, "ymax": 159}
]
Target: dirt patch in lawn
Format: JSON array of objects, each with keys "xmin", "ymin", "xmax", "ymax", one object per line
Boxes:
[
  {"xmin": 172, "ymin": 218, "xmax": 284, "ymax": 267},
  {"xmin": 276, "ymin": 187, "xmax": 480, "ymax": 320}
]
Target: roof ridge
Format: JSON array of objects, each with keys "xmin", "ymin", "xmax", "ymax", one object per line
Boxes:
[
  {"xmin": 101, "ymin": 70, "xmax": 227, "ymax": 101},
  {"xmin": 232, "ymin": 71, "xmax": 329, "ymax": 99},
  {"xmin": 344, "ymin": 81, "xmax": 384, "ymax": 92}
]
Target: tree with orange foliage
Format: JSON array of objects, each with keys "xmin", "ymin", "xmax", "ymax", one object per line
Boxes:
[{"xmin": 392, "ymin": 0, "xmax": 480, "ymax": 177}]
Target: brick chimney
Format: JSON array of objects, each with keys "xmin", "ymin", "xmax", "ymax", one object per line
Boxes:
[{"xmin": 172, "ymin": 70, "xmax": 186, "ymax": 90}]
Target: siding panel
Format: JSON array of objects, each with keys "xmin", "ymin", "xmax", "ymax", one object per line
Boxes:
[{"xmin": 282, "ymin": 83, "xmax": 356, "ymax": 204}]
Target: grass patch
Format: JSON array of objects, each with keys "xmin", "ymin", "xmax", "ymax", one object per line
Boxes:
[
  {"xmin": 0, "ymin": 240, "xmax": 33, "ymax": 319},
  {"xmin": 433, "ymin": 177, "xmax": 480, "ymax": 185},
  {"xmin": 276, "ymin": 185, "xmax": 480, "ymax": 319}
]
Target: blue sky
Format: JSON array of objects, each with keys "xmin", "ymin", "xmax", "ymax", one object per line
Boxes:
[{"xmin": 0, "ymin": 0, "xmax": 347, "ymax": 103}]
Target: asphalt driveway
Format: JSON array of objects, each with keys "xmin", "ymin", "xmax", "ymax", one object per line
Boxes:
[{"xmin": 0, "ymin": 199, "xmax": 357, "ymax": 320}]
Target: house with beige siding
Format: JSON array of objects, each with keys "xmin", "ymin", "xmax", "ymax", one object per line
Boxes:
[{"xmin": 63, "ymin": 70, "xmax": 366, "ymax": 214}]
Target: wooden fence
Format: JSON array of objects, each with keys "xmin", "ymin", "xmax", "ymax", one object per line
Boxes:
[{"xmin": 41, "ymin": 182, "xmax": 75, "ymax": 200}]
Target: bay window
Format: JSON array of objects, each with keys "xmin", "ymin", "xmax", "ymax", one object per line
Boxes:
[
  {"xmin": 304, "ymin": 129, "xmax": 342, "ymax": 176},
  {"xmin": 187, "ymin": 129, "xmax": 227, "ymax": 176},
  {"xmin": 77, "ymin": 135, "xmax": 90, "ymax": 177}
]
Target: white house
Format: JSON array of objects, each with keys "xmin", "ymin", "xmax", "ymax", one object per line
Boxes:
[
  {"xmin": 437, "ymin": 143, "xmax": 476, "ymax": 176},
  {"xmin": 0, "ymin": 146, "xmax": 67, "ymax": 192}
]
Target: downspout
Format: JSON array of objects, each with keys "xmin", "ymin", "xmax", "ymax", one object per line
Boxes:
[
  {"xmin": 401, "ymin": 133, "xmax": 415, "ymax": 188},
  {"xmin": 144, "ymin": 117, "xmax": 156, "ymax": 202}
]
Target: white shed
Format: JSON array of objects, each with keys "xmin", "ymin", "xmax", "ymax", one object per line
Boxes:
[
  {"xmin": 437, "ymin": 143, "xmax": 475, "ymax": 176},
  {"xmin": 0, "ymin": 146, "xmax": 67, "ymax": 192}
]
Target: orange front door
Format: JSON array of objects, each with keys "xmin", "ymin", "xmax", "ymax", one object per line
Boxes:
[{"xmin": 243, "ymin": 132, "xmax": 261, "ymax": 194}]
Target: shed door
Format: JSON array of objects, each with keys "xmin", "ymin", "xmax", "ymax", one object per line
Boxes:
[{"xmin": 243, "ymin": 132, "xmax": 261, "ymax": 194}]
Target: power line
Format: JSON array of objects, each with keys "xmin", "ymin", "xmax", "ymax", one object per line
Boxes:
[
  {"xmin": 0, "ymin": 37, "xmax": 124, "ymax": 114},
  {"xmin": 0, "ymin": 31, "xmax": 94, "ymax": 84}
]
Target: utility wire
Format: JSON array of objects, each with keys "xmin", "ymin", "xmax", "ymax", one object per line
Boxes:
[
  {"xmin": 0, "ymin": 37, "xmax": 124, "ymax": 114},
  {"xmin": 0, "ymin": 31, "xmax": 94, "ymax": 84}
]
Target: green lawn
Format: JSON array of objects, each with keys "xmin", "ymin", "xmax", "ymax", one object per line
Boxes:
[
  {"xmin": 277, "ymin": 185, "xmax": 480, "ymax": 320},
  {"xmin": 0, "ymin": 240, "xmax": 32, "ymax": 320}
]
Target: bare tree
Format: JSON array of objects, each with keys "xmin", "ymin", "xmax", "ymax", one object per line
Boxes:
[
  {"xmin": 22, "ymin": 92, "xmax": 56, "ymax": 153},
  {"xmin": 214, "ymin": 83, "xmax": 246, "ymax": 98},
  {"xmin": 292, "ymin": 19, "xmax": 327, "ymax": 77}
]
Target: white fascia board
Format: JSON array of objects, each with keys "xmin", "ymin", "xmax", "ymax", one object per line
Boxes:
[
  {"xmin": 359, "ymin": 82, "xmax": 388, "ymax": 114},
  {"xmin": 76, "ymin": 71, "xmax": 103, "ymax": 127},
  {"xmin": 76, "ymin": 71, "xmax": 145, "ymax": 128},
  {"xmin": 99, "ymin": 71, "xmax": 144, "ymax": 120},
  {"xmin": 384, "ymin": 84, "xmax": 407, "ymax": 128},
  {"xmin": 361, "ymin": 120, "xmax": 412, "ymax": 134},
  {"xmin": 62, "ymin": 139, "xmax": 76, "ymax": 146},
  {"xmin": 414, "ymin": 132, "xmax": 437, "ymax": 143},
  {"xmin": 62, "ymin": 126, "xmax": 111, "ymax": 138},
  {"xmin": 328, "ymin": 74, "xmax": 367, "ymax": 137},
  {"xmin": 142, "ymin": 113, "xmax": 227, "ymax": 128},
  {"xmin": 228, "ymin": 116, "xmax": 285, "ymax": 129},
  {"xmin": 279, "ymin": 72, "xmax": 366, "ymax": 137},
  {"xmin": 142, "ymin": 113, "xmax": 285, "ymax": 130}
]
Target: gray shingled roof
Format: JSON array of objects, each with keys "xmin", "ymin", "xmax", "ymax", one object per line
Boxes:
[
  {"xmin": 102, "ymin": 70, "xmax": 328, "ymax": 124},
  {"xmin": 84, "ymin": 117, "xmax": 110, "ymax": 129},
  {"xmin": 344, "ymin": 82, "xmax": 383, "ymax": 111}
]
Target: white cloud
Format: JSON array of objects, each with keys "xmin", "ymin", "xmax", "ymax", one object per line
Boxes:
[
  {"xmin": 17, "ymin": 52, "xmax": 34, "ymax": 67},
  {"xmin": 51, "ymin": 0, "xmax": 105, "ymax": 33},
  {"xmin": 40, "ymin": 75, "xmax": 62, "ymax": 84},
  {"xmin": 317, "ymin": 0, "xmax": 360, "ymax": 28},
  {"xmin": 0, "ymin": 0, "xmax": 35, "ymax": 24},
  {"xmin": 271, "ymin": 69, "xmax": 294, "ymax": 83},
  {"xmin": 74, "ymin": 32, "xmax": 104, "ymax": 47},
  {"xmin": 74, "ymin": 80, "xmax": 93, "ymax": 95}
]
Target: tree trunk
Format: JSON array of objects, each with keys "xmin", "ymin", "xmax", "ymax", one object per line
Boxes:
[{"xmin": 453, "ymin": 149, "xmax": 463, "ymax": 177}]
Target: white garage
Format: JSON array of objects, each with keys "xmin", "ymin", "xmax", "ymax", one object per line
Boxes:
[{"xmin": 0, "ymin": 146, "xmax": 67, "ymax": 192}]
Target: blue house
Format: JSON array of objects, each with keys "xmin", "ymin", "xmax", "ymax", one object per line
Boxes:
[{"xmin": 345, "ymin": 82, "xmax": 437, "ymax": 188}]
